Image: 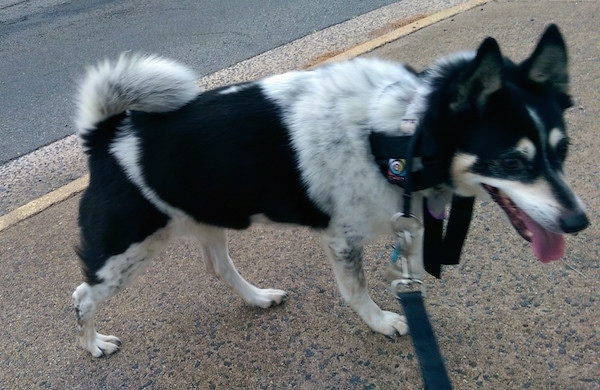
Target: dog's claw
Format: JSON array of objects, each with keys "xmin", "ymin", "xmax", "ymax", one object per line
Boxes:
[
  {"xmin": 272, "ymin": 292, "xmax": 288, "ymax": 306},
  {"xmin": 250, "ymin": 288, "xmax": 288, "ymax": 308},
  {"xmin": 372, "ymin": 311, "xmax": 409, "ymax": 336},
  {"xmin": 83, "ymin": 332, "xmax": 122, "ymax": 358},
  {"xmin": 391, "ymin": 315, "xmax": 409, "ymax": 336}
]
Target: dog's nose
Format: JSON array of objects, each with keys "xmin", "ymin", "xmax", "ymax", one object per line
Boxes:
[{"xmin": 559, "ymin": 211, "xmax": 589, "ymax": 233}]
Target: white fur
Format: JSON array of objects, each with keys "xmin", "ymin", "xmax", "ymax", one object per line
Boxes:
[
  {"xmin": 75, "ymin": 52, "xmax": 200, "ymax": 140},
  {"xmin": 261, "ymin": 58, "xmax": 427, "ymax": 240},
  {"xmin": 549, "ymin": 128, "xmax": 565, "ymax": 148},
  {"xmin": 73, "ymin": 218, "xmax": 287, "ymax": 357},
  {"xmin": 219, "ymin": 84, "xmax": 251, "ymax": 95},
  {"xmin": 73, "ymin": 225, "xmax": 172, "ymax": 357},
  {"xmin": 527, "ymin": 106, "xmax": 552, "ymax": 160},
  {"xmin": 108, "ymin": 126, "xmax": 185, "ymax": 218},
  {"xmin": 260, "ymin": 58, "xmax": 432, "ymax": 336}
]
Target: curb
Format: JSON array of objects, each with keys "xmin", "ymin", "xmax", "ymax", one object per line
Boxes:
[
  {"xmin": 0, "ymin": 0, "xmax": 489, "ymax": 233},
  {"xmin": 0, "ymin": 175, "xmax": 89, "ymax": 232},
  {"xmin": 315, "ymin": 0, "xmax": 489, "ymax": 66}
]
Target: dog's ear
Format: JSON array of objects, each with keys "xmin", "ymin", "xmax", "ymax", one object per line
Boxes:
[
  {"xmin": 522, "ymin": 24, "xmax": 569, "ymax": 92},
  {"xmin": 451, "ymin": 37, "xmax": 503, "ymax": 112}
]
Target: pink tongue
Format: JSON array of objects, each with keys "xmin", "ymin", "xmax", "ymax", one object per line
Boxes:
[{"xmin": 522, "ymin": 213, "xmax": 565, "ymax": 263}]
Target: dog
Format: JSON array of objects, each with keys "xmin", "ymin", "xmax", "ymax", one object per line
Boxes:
[{"xmin": 72, "ymin": 24, "xmax": 588, "ymax": 357}]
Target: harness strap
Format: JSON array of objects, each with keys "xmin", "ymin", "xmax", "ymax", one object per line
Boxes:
[
  {"xmin": 369, "ymin": 133, "xmax": 448, "ymax": 191},
  {"xmin": 423, "ymin": 196, "xmax": 475, "ymax": 278},
  {"xmin": 370, "ymin": 132, "xmax": 474, "ymax": 278},
  {"xmin": 422, "ymin": 198, "xmax": 444, "ymax": 278},
  {"xmin": 396, "ymin": 291, "xmax": 453, "ymax": 389},
  {"xmin": 440, "ymin": 196, "xmax": 475, "ymax": 265}
]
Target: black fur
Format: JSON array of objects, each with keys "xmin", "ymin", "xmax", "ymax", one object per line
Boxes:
[{"xmin": 132, "ymin": 84, "xmax": 330, "ymax": 229}]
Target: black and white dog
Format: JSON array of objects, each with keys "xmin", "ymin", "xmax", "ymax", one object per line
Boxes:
[{"xmin": 73, "ymin": 25, "xmax": 588, "ymax": 357}]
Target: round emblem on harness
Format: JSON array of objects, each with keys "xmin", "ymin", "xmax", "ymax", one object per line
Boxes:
[{"xmin": 387, "ymin": 158, "xmax": 406, "ymax": 182}]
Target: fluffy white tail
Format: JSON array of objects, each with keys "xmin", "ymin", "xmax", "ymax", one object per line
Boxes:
[{"xmin": 74, "ymin": 52, "xmax": 200, "ymax": 137}]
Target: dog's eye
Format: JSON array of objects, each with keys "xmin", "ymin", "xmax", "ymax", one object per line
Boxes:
[{"xmin": 500, "ymin": 157, "xmax": 524, "ymax": 170}]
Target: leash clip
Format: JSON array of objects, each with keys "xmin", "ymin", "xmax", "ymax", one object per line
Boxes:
[
  {"xmin": 391, "ymin": 277, "xmax": 427, "ymax": 298},
  {"xmin": 387, "ymin": 212, "xmax": 426, "ymax": 297}
]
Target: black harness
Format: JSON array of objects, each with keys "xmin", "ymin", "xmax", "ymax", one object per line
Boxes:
[{"xmin": 369, "ymin": 132, "xmax": 475, "ymax": 278}]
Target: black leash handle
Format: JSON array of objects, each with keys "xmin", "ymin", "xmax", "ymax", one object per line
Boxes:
[{"xmin": 397, "ymin": 291, "xmax": 453, "ymax": 390}]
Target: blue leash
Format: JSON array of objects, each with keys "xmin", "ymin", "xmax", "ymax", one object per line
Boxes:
[{"xmin": 396, "ymin": 290, "xmax": 452, "ymax": 389}]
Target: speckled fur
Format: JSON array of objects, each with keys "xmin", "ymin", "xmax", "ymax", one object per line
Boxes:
[{"xmin": 72, "ymin": 25, "xmax": 588, "ymax": 357}]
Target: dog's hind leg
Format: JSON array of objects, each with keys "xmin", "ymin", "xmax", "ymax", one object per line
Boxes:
[
  {"xmin": 196, "ymin": 225, "xmax": 287, "ymax": 308},
  {"xmin": 73, "ymin": 227, "xmax": 171, "ymax": 357},
  {"xmin": 323, "ymin": 236, "xmax": 408, "ymax": 336},
  {"xmin": 73, "ymin": 282, "xmax": 123, "ymax": 357}
]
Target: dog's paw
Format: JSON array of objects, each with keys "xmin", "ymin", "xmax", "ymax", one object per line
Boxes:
[
  {"xmin": 249, "ymin": 288, "xmax": 288, "ymax": 308},
  {"xmin": 372, "ymin": 311, "xmax": 409, "ymax": 336},
  {"xmin": 80, "ymin": 332, "xmax": 122, "ymax": 358}
]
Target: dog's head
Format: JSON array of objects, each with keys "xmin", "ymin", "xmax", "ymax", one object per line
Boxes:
[{"xmin": 442, "ymin": 25, "xmax": 589, "ymax": 262}]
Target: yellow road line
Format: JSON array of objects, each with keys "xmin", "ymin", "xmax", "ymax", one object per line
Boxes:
[
  {"xmin": 0, "ymin": 175, "xmax": 89, "ymax": 233},
  {"xmin": 316, "ymin": 0, "xmax": 489, "ymax": 66}
]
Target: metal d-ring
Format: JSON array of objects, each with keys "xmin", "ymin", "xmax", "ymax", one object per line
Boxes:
[{"xmin": 390, "ymin": 212, "xmax": 422, "ymax": 235}]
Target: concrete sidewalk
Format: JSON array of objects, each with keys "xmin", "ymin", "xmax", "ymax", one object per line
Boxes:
[{"xmin": 1, "ymin": 1, "xmax": 598, "ymax": 389}]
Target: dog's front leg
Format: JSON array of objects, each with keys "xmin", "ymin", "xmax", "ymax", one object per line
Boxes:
[{"xmin": 322, "ymin": 236, "xmax": 408, "ymax": 336}]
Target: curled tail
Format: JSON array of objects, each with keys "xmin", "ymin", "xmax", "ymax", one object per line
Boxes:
[{"xmin": 74, "ymin": 52, "xmax": 200, "ymax": 139}]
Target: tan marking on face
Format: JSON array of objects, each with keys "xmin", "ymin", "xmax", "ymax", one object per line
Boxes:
[
  {"xmin": 549, "ymin": 128, "xmax": 565, "ymax": 149},
  {"xmin": 516, "ymin": 138, "xmax": 536, "ymax": 160},
  {"xmin": 450, "ymin": 152, "xmax": 482, "ymax": 196},
  {"xmin": 451, "ymin": 152, "xmax": 478, "ymax": 178}
]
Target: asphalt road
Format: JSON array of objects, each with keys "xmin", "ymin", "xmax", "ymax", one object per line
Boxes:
[{"xmin": 0, "ymin": 0, "xmax": 400, "ymax": 165}]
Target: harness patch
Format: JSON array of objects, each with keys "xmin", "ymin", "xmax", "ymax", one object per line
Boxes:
[{"xmin": 387, "ymin": 158, "xmax": 407, "ymax": 183}]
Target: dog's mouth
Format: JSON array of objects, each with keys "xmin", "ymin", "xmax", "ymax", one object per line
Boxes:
[{"xmin": 482, "ymin": 184, "xmax": 564, "ymax": 263}]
